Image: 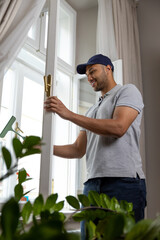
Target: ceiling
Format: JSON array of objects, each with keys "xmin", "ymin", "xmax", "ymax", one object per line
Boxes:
[
  {"xmin": 43, "ymin": 0, "xmax": 139, "ymax": 12},
  {"xmin": 66, "ymin": 0, "xmax": 98, "ymax": 11}
]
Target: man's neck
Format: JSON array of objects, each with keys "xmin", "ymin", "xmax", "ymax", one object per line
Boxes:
[{"xmin": 101, "ymin": 81, "xmax": 117, "ymax": 97}]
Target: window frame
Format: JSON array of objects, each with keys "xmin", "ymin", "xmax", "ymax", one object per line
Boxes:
[{"xmin": 0, "ymin": 0, "xmax": 78, "ymax": 207}]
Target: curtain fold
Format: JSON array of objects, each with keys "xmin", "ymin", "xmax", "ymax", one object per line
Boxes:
[
  {"xmin": 0, "ymin": 0, "xmax": 46, "ymax": 83},
  {"xmin": 0, "ymin": 0, "xmax": 22, "ymax": 42},
  {"xmin": 112, "ymin": 0, "xmax": 143, "ymax": 92}
]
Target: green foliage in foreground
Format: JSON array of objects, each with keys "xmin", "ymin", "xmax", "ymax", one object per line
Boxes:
[{"xmin": 0, "ymin": 136, "xmax": 160, "ymax": 240}]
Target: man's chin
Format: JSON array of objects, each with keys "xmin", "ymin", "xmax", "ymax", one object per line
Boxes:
[{"xmin": 94, "ymin": 88, "xmax": 101, "ymax": 92}]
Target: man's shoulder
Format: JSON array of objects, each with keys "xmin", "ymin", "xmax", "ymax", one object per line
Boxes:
[
  {"xmin": 116, "ymin": 84, "xmax": 142, "ymax": 96},
  {"xmin": 120, "ymin": 83, "xmax": 138, "ymax": 90},
  {"xmin": 115, "ymin": 83, "xmax": 144, "ymax": 112}
]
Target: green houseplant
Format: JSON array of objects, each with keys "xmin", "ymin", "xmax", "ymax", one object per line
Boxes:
[{"xmin": 0, "ymin": 136, "xmax": 160, "ymax": 240}]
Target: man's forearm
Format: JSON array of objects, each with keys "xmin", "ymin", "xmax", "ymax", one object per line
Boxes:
[
  {"xmin": 67, "ymin": 105, "xmax": 139, "ymax": 138},
  {"xmin": 68, "ymin": 112, "xmax": 122, "ymax": 137},
  {"xmin": 53, "ymin": 144, "xmax": 84, "ymax": 159}
]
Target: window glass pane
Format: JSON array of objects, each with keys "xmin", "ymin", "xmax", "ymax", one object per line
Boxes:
[
  {"xmin": 53, "ymin": 70, "xmax": 71, "ymax": 201},
  {"xmin": 18, "ymin": 49, "xmax": 45, "ymax": 73},
  {"xmin": 57, "ymin": 5, "xmax": 73, "ymax": 65},
  {"xmin": 28, "ymin": 20, "xmax": 38, "ymax": 41},
  {"xmin": 77, "ymin": 106, "xmax": 87, "ymax": 195},
  {"xmin": 44, "ymin": 12, "xmax": 49, "ymax": 49},
  {"xmin": 21, "ymin": 77, "xmax": 44, "ymax": 132},
  {"xmin": 0, "ymin": 69, "xmax": 16, "ymax": 198},
  {"xmin": 0, "ymin": 141, "xmax": 5, "ymax": 196},
  {"xmin": 1, "ymin": 70, "xmax": 15, "ymax": 110},
  {"xmin": 27, "ymin": 17, "xmax": 40, "ymax": 50},
  {"xmin": 28, "ymin": 26, "xmax": 36, "ymax": 40},
  {"xmin": 20, "ymin": 75, "xmax": 44, "ymax": 200}
]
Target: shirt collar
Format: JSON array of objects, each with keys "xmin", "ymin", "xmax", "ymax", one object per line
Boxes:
[{"xmin": 98, "ymin": 84, "xmax": 122, "ymax": 102}]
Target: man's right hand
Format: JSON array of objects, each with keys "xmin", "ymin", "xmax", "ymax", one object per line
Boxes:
[{"xmin": 44, "ymin": 96, "xmax": 73, "ymax": 120}]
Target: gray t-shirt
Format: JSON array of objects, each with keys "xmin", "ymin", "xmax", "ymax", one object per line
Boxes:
[{"xmin": 81, "ymin": 84, "xmax": 145, "ymax": 181}]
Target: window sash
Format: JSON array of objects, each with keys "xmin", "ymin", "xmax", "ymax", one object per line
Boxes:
[{"xmin": 0, "ymin": 0, "xmax": 77, "ymax": 207}]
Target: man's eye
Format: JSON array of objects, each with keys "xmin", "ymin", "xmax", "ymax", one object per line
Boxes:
[{"xmin": 90, "ymin": 70, "xmax": 95, "ymax": 74}]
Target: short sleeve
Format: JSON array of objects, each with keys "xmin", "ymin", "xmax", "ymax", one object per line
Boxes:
[
  {"xmin": 80, "ymin": 107, "xmax": 91, "ymax": 131},
  {"xmin": 115, "ymin": 84, "xmax": 144, "ymax": 113}
]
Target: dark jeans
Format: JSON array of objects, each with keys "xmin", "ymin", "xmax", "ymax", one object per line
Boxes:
[{"xmin": 81, "ymin": 176, "xmax": 147, "ymax": 240}]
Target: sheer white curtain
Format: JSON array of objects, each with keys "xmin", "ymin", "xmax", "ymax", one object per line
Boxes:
[
  {"xmin": 112, "ymin": 0, "xmax": 143, "ymax": 91},
  {"xmin": 97, "ymin": 0, "xmax": 146, "ymax": 174},
  {"xmin": 96, "ymin": 0, "xmax": 118, "ymax": 61},
  {"xmin": 97, "ymin": 0, "xmax": 142, "ymax": 91},
  {"xmin": 0, "ymin": 0, "xmax": 45, "ymax": 108}
]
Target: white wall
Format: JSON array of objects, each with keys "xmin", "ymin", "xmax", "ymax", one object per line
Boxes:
[
  {"xmin": 137, "ymin": 0, "xmax": 160, "ymax": 219},
  {"xmin": 76, "ymin": 6, "xmax": 98, "ymax": 66}
]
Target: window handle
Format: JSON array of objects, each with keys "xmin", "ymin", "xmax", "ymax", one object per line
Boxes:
[{"xmin": 44, "ymin": 74, "xmax": 52, "ymax": 97}]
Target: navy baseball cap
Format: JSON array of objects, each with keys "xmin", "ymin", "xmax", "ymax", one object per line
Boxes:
[{"xmin": 77, "ymin": 54, "xmax": 114, "ymax": 74}]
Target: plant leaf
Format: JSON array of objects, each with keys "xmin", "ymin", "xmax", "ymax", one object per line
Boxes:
[
  {"xmin": 100, "ymin": 193, "xmax": 111, "ymax": 208},
  {"xmin": 97, "ymin": 213, "xmax": 125, "ymax": 240},
  {"xmin": 23, "ymin": 136, "xmax": 41, "ymax": 149},
  {"xmin": 40, "ymin": 210, "xmax": 50, "ymax": 223},
  {"xmin": 78, "ymin": 194, "xmax": 90, "ymax": 207},
  {"xmin": 45, "ymin": 193, "xmax": 58, "ymax": 212},
  {"xmin": 33, "ymin": 194, "xmax": 44, "ymax": 216},
  {"xmin": 142, "ymin": 216, "xmax": 160, "ymax": 240},
  {"xmin": 1, "ymin": 198, "xmax": 19, "ymax": 240},
  {"xmin": 12, "ymin": 138, "xmax": 23, "ymax": 158},
  {"xmin": 110, "ymin": 197, "xmax": 121, "ymax": 211},
  {"xmin": 23, "ymin": 189, "xmax": 34, "ymax": 197},
  {"xmin": 66, "ymin": 195, "xmax": 80, "ymax": 209},
  {"xmin": 88, "ymin": 191, "xmax": 101, "ymax": 207},
  {"xmin": 21, "ymin": 149, "xmax": 41, "ymax": 158},
  {"xmin": 73, "ymin": 209, "xmax": 109, "ymax": 222},
  {"xmin": 123, "ymin": 215, "xmax": 135, "ymax": 234},
  {"xmin": 21, "ymin": 201, "xmax": 33, "ymax": 224},
  {"xmin": 125, "ymin": 219, "xmax": 152, "ymax": 240},
  {"xmin": 67, "ymin": 232, "xmax": 82, "ymax": 240},
  {"xmin": 23, "ymin": 177, "xmax": 32, "ymax": 182},
  {"xmin": 51, "ymin": 211, "xmax": 66, "ymax": 222},
  {"xmin": 120, "ymin": 200, "xmax": 133, "ymax": 213},
  {"xmin": 2, "ymin": 147, "xmax": 12, "ymax": 170},
  {"xmin": 14, "ymin": 183, "xmax": 23, "ymax": 201},
  {"xmin": 86, "ymin": 221, "xmax": 96, "ymax": 240},
  {"xmin": 53, "ymin": 201, "xmax": 64, "ymax": 212},
  {"xmin": 72, "ymin": 210, "xmax": 89, "ymax": 222},
  {"xmin": 18, "ymin": 168, "xmax": 27, "ymax": 184}
]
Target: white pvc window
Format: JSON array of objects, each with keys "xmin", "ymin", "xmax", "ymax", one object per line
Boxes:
[
  {"xmin": 0, "ymin": 0, "xmax": 77, "ymax": 204},
  {"xmin": 57, "ymin": 0, "xmax": 76, "ymax": 70}
]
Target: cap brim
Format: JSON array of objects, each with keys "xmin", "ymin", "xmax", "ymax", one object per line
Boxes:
[{"xmin": 76, "ymin": 64, "xmax": 88, "ymax": 74}]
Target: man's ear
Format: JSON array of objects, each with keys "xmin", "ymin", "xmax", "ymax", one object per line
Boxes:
[{"xmin": 106, "ymin": 65, "xmax": 111, "ymax": 71}]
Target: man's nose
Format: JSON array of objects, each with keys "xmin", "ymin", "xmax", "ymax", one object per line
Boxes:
[{"xmin": 87, "ymin": 74, "xmax": 93, "ymax": 82}]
